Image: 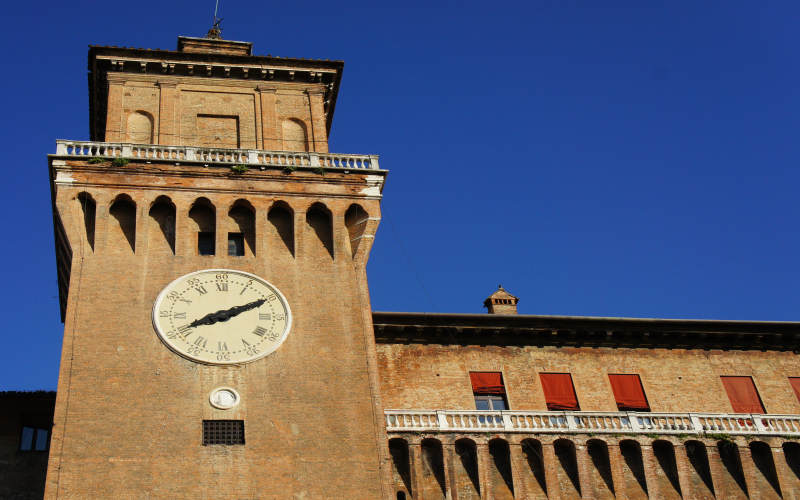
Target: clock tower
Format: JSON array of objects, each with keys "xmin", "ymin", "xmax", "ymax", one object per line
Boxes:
[{"xmin": 46, "ymin": 34, "xmax": 388, "ymax": 498}]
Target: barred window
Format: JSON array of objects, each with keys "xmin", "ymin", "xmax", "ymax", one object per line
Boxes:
[{"xmin": 202, "ymin": 420, "xmax": 244, "ymax": 445}]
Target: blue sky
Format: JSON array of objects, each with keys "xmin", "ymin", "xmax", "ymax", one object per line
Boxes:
[{"xmin": 1, "ymin": 0, "xmax": 798, "ymax": 390}]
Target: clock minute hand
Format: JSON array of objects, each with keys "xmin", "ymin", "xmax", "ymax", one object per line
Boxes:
[
  {"xmin": 226, "ymin": 299, "xmax": 267, "ymax": 319},
  {"xmin": 188, "ymin": 299, "xmax": 267, "ymax": 328}
]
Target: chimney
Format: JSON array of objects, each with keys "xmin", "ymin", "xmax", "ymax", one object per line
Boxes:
[{"xmin": 483, "ymin": 285, "xmax": 519, "ymax": 315}]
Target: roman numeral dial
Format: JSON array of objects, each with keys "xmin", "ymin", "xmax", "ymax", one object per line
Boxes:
[{"xmin": 152, "ymin": 269, "xmax": 292, "ymax": 365}]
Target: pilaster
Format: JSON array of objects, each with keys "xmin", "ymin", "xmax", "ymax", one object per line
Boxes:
[
  {"xmin": 606, "ymin": 442, "xmax": 628, "ymax": 500},
  {"xmin": 105, "ymin": 81, "xmax": 125, "ymax": 142},
  {"xmin": 540, "ymin": 442, "xmax": 561, "ymax": 500},
  {"xmin": 307, "ymin": 90, "xmax": 328, "ymax": 152},
  {"xmin": 157, "ymin": 82, "xmax": 179, "ymax": 145},
  {"xmin": 258, "ymin": 88, "xmax": 279, "ymax": 150},
  {"xmin": 476, "ymin": 442, "xmax": 490, "ymax": 500},
  {"xmin": 504, "ymin": 443, "xmax": 524, "ymax": 500}
]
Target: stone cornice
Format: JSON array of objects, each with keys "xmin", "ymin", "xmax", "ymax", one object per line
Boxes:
[
  {"xmin": 372, "ymin": 311, "xmax": 800, "ymax": 351},
  {"xmin": 105, "ymin": 71, "xmax": 327, "ymax": 94}
]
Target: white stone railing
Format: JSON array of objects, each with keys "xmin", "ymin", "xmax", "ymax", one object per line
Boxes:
[
  {"xmin": 54, "ymin": 140, "xmax": 381, "ymax": 170},
  {"xmin": 384, "ymin": 409, "xmax": 800, "ymax": 437}
]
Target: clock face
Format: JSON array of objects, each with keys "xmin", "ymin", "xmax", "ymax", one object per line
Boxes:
[{"xmin": 152, "ymin": 269, "xmax": 291, "ymax": 365}]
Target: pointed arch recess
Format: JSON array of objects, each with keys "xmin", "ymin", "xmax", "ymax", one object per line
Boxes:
[
  {"xmin": 229, "ymin": 199, "xmax": 255, "ymax": 256},
  {"xmin": 149, "ymin": 195, "xmax": 175, "ymax": 254},
  {"xmin": 109, "ymin": 194, "xmax": 136, "ymax": 253},
  {"xmin": 77, "ymin": 192, "xmax": 96, "ymax": 251},
  {"xmin": 189, "ymin": 197, "xmax": 216, "ymax": 256},
  {"xmin": 268, "ymin": 201, "xmax": 294, "ymax": 257},
  {"xmin": 306, "ymin": 202, "xmax": 333, "ymax": 259},
  {"xmin": 345, "ymin": 204, "xmax": 369, "ymax": 259}
]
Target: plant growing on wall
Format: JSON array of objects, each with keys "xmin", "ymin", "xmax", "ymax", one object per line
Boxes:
[
  {"xmin": 282, "ymin": 165, "xmax": 297, "ymax": 174},
  {"xmin": 87, "ymin": 157, "xmax": 106, "ymax": 164},
  {"xmin": 312, "ymin": 166, "xmax": 326, "ymax": 176},
  {"xmin": 231, "ymin": 164, "xmax": 248, "ymax": 174},
  {"xmin": 112, "ymin": 158, "xmax": 129, "ymax": 167}
]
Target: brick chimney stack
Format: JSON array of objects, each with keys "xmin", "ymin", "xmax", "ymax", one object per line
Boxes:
[{"xmin": 483, "ymin": 285, "xmax": 519, "ymax": 314}]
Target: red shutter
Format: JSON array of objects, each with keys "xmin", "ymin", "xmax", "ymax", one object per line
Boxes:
[
  {"xmin": 789, "ymin": 378, "xmax": 800, "ymax": 403},
  {"xmin": 469, "ymin": 372, "xmax": 505, "ymax": 395},
  {"xmin": 608, "ymin": 374, "xmax": 650, "ymax": 411},
  {"xmin": 539, "ymin": 373, "xmax": 580, "ymax": 411},
  {"xmin": 721, "ymin": 376, "xmax": 765, "ymax": 414}
]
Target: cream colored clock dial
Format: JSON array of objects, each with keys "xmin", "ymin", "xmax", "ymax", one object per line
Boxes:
[{"xmin": 152, "ymin": 269, "xmax": 291, "ymax": 365}]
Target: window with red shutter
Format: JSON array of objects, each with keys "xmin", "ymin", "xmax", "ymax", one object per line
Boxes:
[
  {"xmin": 721, "ymin": 376, "xmax": 765, "ymax": 414},
  {"xmin": 539, "ymin": 373, "xmax": 580, "ymax": 411},
  {"xmin": 789, "ymin": 378, "xmax": 800, "ymax": 404},
  {"xmin": 608, "ymin": 374, "xmax": 650, "ymax": 412},
  {"xmin": 469, "ymin": 372, "xmax": 508, "ymax": 410}
]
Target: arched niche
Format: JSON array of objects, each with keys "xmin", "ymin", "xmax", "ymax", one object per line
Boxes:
[
  {"xmin": 77, "ymin": 192, "xmax": 96, "ymax": 251},
  {"xmin": 652, "ymin": 440, "xmax": 682, "ymax": 499},
  {"xmin": 126, "ymin": 111, "xmax": 153, "ymax": 144},
  {"xmin": 228, "ymin": 199, "xmax": 255, "ymax": 256},
  {"xmin": 345, "ymin": 204, "xmax": 368, "ymax": 259},
  {"xmin": 388, "ymin": 438, "xmax": 412, "ymax": 500},
  {"xmin": 306, "ymin": 202, "xmax": 333, "ymax": 259},
  {"xmin": 553, "ymin": 439, "xmax": 581, "ymax": 498},
  {"xmin": 454, "ymin": 438, "xmax": 480, "ymax": 499},
  {"xmin": 783, "ymin": 442, "xmax": 800, "ymax": 490},
  {"xmin": 749, "ymin": 441, "xmax": 782, "ymax": 498},
  {"xmin": 684, "ymin": 440, "xmax": 715, "ymax": 498},
  {"xmin": 109, "ymin": 194, "xmax": 136, "ymax": 253},
  {"xmin": 520, "ymin": 439, "xmax": 547, "ymax": 499},
  {"xmin": 189, "ymin": 198, "xmax": 216, "ymax": 256},
  {"xmin": 420, "ymin": 438, "xmax": 446, "ymax": 499},
  {"xmin": 488, "ymin": 438, "xmax": 514, "ymax": 500},
  {"xmin": 619, "ymin": 440, "xmax": 648, "ymax": 499},
  {"xmin": 586, "ymin": 439, "xmax": 614, "ymax": 499},
  {"xmin": 268, "ymin": 201, "xmax": 294, "ymax": 257},
  {"xmin": 282, "ymin": 118, "xmax": 308, "ymax": 152},
  {"xmin": 717, "ymin": 440, "xmax": 748, "ymax": 499},
  {"xmin": 148, "ymin": 196, "xmax": 175, "ymax": 254}
]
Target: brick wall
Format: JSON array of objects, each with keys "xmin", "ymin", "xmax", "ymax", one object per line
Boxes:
[
  {"xmin": 46, "ymin": 160, "xmax": 389, "ymax": 498},
  {"xmin": 376, "ymin": 343, "xmax": 800, "ymax": 414}
]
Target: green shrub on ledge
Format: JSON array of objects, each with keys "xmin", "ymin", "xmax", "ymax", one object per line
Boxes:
[
  {"xmin": 112, "ymin": 158, "xmax": 129, "ymax": 167},
  {"xmin": 283, "ymin": 165, "xmax": 297, "ymax": 174},
  {"xmin": 231, "ymin": 164, "xmax": 249, "ymax": 174},
  {"xmin": 87, "ymin": 157, "xmax": 106, "ymax": 164}
]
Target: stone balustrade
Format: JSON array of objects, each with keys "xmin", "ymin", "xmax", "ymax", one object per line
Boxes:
[
  {"xmin": 385, "ymin": 409, "xmax": 800, "ymax": 437},
  {"xmin": 54, "ymin": 140, "xmax": 381, "ymax": 170}
]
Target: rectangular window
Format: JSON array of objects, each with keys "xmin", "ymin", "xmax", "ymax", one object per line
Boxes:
[
  {"xmin": 19, "ymin": 426, "xmax": 49, "ymax": 451},
  {"xmin": 608, "ymin": 374, "xmax": 650, "ymax": 412},
  {"xmin": 470, "ymin": 372, "xmax": 508, "ymax": 410},
  {"xmin": 721, "ymin": 376, "xmax": 766, "ymax": 414},
  {"xmin": 539, "ymin": 373, "xmax": 580, "ymax": 411},
  {"xmin": 228, "ymin": 232, "xmax": 245, "ymax": 256},
  {"xmin": 790, "ymin": 378, "xmax": 800, "ymax": 403},
  {"xmin": 202, "ymin": 420, "xmax": 245, "ymax": 445},
  {"xmin": 198, "ymin": 232, "xmax": 215, "ymax": 255}
]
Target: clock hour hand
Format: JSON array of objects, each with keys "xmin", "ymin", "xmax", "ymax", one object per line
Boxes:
[{"xmin": 188, "ymin": 299, "xmax": 267, "ymax": 328}]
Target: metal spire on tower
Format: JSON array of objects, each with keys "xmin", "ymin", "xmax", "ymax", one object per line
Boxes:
[{"xmin": 206, "ymin": 0, "xmax": 223, "ymax": 39}]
